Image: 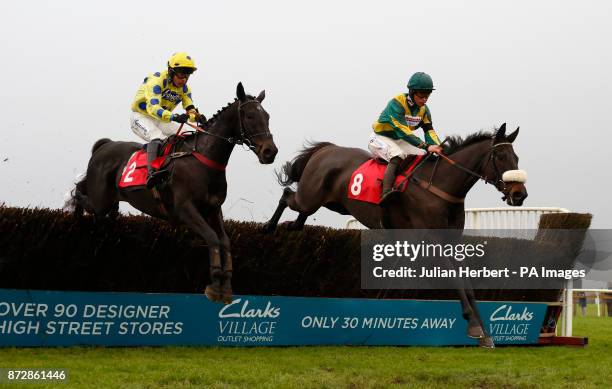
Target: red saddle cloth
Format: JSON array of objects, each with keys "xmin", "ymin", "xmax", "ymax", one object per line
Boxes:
[
  {"xmin": 347, "ymin": 155, "xmax": 425, "ymax": 204},
  {"xmin": 118, "ymin": 143, "xmax": 173, "ymax": 189}
]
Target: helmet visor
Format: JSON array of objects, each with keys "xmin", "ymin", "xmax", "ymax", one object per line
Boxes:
[{"xmin": 172, "ymin": 66, "xmax": 196, "ymax": 74}]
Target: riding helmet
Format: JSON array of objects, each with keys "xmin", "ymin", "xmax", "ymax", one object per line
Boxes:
[
  {"xmin": 407, "ymin": 72, "xmax": 435, "ymax": 91},
  {"xmin": 167, "ymin": 52, "xmax": 197, "ymax": 74}
]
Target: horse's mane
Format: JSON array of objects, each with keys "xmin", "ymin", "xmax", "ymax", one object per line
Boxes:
[
  {"xmin": 202, "ymin": 98, "xmax": 237, "ymax": 126},
  {"xmin": 202, "ymin": 95, "xmax": 257, "ymax": 126},
  {"xmin": 443, "ymin": 130, "xmax": 495, "ymax": 155},
  {"xmin": 177, "ymin": 95, "xmax": 259, "ymax": 143}
]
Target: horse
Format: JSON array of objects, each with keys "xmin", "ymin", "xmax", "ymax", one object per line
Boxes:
[
  {"xmin": 69, "ymin": 82, "xmax": 278, "ymax": 304},
  {"xmin": 264, "ymin": 123, "xmax": 527, "ymax": 347}
]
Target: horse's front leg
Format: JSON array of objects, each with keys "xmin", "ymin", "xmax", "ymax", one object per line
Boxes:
[
  {"xmin": 209, "ymin": 209, "xmax": 233, "ymax": 304},
  {"xmin": 175, "ymin": 202, "xmax": 224, "ymax": 303},
  {"xmin": 454, "ymin": 266, "xmax": 495, "ymax": 348},
  {"xmin": 456, "ymin": 286, "xmax": 495, "ymax": 348},
  {"xmin": 457, "ymin": 287, "xmax": 484, "ymax": 338},
  {"xmin": 464, "ymin": 286, "xmax": 495, "ymax": 349}
]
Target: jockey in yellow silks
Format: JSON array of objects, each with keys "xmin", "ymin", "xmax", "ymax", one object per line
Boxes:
[
  {"xmin": 130, "ymin": 52, "xmax": 205, "ymax": 188},
  {"xmin": 369, "ymin": 72, "xmax": 444, "ymax": 205}
]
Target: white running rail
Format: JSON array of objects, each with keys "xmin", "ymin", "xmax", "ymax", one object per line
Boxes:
[
  {"xmin": 345, "ymin": 207, "xmax": 571, "ymax": 230},
  {"xmin": 464, "ymin": 207, "xmax": 571, "ymax": 229}
]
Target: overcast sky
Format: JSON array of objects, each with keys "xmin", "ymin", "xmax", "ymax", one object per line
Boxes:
[{"xmin": 1, "ymin": 0, "xmax": 610, "ymax": 229}]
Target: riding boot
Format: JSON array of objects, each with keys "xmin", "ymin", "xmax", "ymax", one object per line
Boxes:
[
  {"xmin": 146, "ymin": 139, "xmax": 167, "ymax": 189},
  {"xmin": 380, "ymin": 157, "xmax": 402, "ymax": 205}
]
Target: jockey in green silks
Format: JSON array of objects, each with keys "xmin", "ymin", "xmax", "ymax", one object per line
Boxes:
[{"xmin": 369, "ymin": 72, "xmax": 444, "ymax": 205}]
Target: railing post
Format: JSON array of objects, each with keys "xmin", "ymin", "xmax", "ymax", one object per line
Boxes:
[{"xmin": 564, "ymin": 279, "xmax": 573, "ymax": 337}]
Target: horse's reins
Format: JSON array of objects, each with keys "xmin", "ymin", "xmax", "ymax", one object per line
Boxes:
[
  {"xmin": 436, "ymin": 141, "xmax": 514, "ymax": 190},
  {"xmin": 165, "ymin": 99, "xmax": 273, "ymax": 172},
  {"xmin": 178, "ymin": 99, "xmax": 271, "ymax": 151},
  {"xmin": 392, "ymin": 140, "xmax": 514, "ymax": 204}
]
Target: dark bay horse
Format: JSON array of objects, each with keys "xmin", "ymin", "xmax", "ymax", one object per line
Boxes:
[
  {"xmin": 70, "ymin": 82, "xmax": 278, "ymax": 303},
  {"xmin": 264, "ymin": 124, "xmax": 527, "ymax": 347}
]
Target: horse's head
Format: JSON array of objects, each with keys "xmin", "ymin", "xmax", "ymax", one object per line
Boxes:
[
  {"xmin": 236, "ymin": 82, "xmax": 278, "ymax": 164},
  {"xmin": 484, "ymin": 123, "xmax": 528, "ymax": 206}
]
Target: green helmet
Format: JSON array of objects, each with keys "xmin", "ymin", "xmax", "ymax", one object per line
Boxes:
[{"xmin": 407, "ymin": 72, "xmax": 435, "ymax": 91}]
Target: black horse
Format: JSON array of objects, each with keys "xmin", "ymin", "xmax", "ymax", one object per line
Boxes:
[
  {"xmin": 265, "ymin": 124, "xmax": 527, "ymax": 347},
  {"xmin": 70, "ymin": 82, "xmax": 278, "ymax": 303}
]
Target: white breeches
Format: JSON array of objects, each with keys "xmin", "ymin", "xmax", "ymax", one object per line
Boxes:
[
  {"xmin": 130, "ymin": 112, "xmax": 180, "ymax": 142},
  {"xmin": 367, "ymin": 132, "xmax": 425, "ymax": 162}
]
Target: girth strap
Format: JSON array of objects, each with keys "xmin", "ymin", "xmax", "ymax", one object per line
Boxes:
[
  {"xmin": 412, "ymin": 177, "xmax": 464, "ymax": 204},
  {"xmin": 169, "ymin": 150, "xmax": 227, "ymax": 171}
]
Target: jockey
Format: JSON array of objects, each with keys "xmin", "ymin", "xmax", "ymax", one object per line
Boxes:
[
  {"xmin": 369, "ymin": 72, "xmax": 444, "ymax": 205},
  {"xmin": 130, "ymin": 52, "xmax": 205, "ymax": 188}
]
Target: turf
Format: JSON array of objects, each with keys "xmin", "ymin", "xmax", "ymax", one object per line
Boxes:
[{"xmin": 1, "ymin": 308, "xmax": 610, "ymax": 389}]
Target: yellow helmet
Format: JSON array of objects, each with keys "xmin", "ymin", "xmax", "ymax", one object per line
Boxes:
[{"xmin": 167, "ymin": 52, "xmax": 197, "ymax": 73}]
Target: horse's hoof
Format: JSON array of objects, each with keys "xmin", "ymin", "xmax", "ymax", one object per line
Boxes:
[
  {"xmin": 222, "ymin": 290, "xmax": 233, "ymax": 304},
  {"xmin": 479, "ymin": 336, "xmax": 495, "ymax": 349},
  {"xmin": 204, "ymin": 285, "xmax": 222, "ymax": 302},
  {"xmin": 467, "ymin": 324, "xmax": 485, "ymax": 339}
]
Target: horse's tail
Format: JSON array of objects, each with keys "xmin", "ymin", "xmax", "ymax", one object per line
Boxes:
[
  {"xmin": 277, "ymin": 141, "xmax": 335, "ymax": 186},
  {"xmin": 64, "ymin": 138, "xmax": 112, "ymax": 215},
  {"xmin": 64, "ymin": 173, "xmax": 88, "ymax": 216}
]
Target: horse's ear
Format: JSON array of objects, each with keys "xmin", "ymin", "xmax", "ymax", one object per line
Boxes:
[
  {"xmin": 256, "ymin": 90, "xmax": 265, "ymax": 102},
  {"xmin": 507, "ymin": 127, "xmax": 520, "ymax": 143},
  {"xmin": 237, "ymin": 82, "xmax": 246, "ymax": 102},
  {"xmin": 495, "ymin": 123, "xmax": 507, "ymax": 142}
]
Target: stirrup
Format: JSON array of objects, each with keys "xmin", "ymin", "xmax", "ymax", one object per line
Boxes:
[{"xmin": 146, "ymin": 170, "xmax": 169, "ymax": 189}]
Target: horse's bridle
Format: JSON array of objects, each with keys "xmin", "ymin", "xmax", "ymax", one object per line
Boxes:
[
  {"xmin": 481, "ymin": 141, "xmax": 515, "ymax": 192},
  {"xmin": 181, "ymin": 99, "xmax": 272, "ymax": 150},
  {"xmin": 396, "ymin": 139, "xmax": 520, "ymax": 204},
  {"xmin": 382, "ymin": 138, "xmax": 525, "ymax": 227},
  {"xmin": 236, "ymin": 99, "xmax": 273, "ymax": 151},
  {"xmin": 436, "ymin": 140, "xmax": 515, "ymax": 193}
]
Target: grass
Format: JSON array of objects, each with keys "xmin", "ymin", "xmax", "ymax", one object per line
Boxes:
[{"xmin": 1, "ymin": 307, "xmax": 610, "ymax": 389}]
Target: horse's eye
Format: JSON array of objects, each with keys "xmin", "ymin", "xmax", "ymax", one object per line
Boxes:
[{"xmin": 246, "ymin": 115, "xmax": 253, "ymax": 120}]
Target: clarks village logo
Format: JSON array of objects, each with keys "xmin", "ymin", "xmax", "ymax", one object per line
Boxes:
[
  {"xmin": 216, "ymin": 299, "xmax": 280, "ymax": 344},
  {"xmin": 218, "ymin": 298, "xmax": 280, "ymax": 319},
  {"xmin": 488, "ymin": 304, "xmax": 535, "ymax": 342},
  {"xmin": 490, "ymin": 305, "xmax": 534, "ymax": 322}
]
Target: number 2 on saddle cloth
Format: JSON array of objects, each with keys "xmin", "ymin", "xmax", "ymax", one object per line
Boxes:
[
  {"xmin": 347, "ymin": 155, "xmax": 425, "ymax": 204},
  {"xmin": 118, "ymin": 141, "xmax": 175, "ymax": 189}
]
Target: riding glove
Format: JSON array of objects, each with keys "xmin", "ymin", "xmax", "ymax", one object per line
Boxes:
[
  {"xmin": 197, "ymin": 115, "xmax": 208, "ymax": 126},
  {"xmin": 171, "ymin": 113, "xmax": 190, "ymax": 124}
]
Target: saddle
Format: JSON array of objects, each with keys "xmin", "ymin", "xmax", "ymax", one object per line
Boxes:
[
  {"xmin": 347, "ymin": 155, "xmax": 425, "ymax": 204},
  {"xmin": 118, "ymin": 136, "xmax": 184, "ymax": 190},
  {"xmin": 118, "ymin": 134, "xmax": 227, "ymax": 190}
]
